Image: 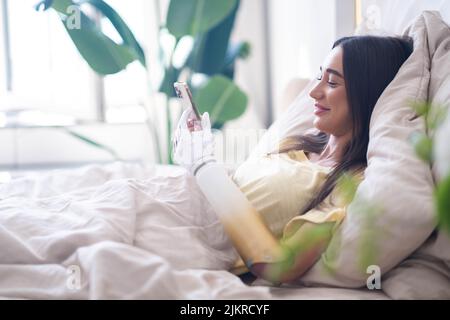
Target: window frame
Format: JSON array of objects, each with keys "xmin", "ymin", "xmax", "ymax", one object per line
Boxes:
[
  {"xmin": 1, "ymin": 0, "xmax": 12, "ymax": 93},
  {"xmin": 0, "ymin": 0, "xmax": 144, "ymax": 124}
]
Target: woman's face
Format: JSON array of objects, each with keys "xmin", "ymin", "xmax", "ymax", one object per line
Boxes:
[{"xmin": 309, "ymin": 46, "xmax": 352, "ymax": 137}]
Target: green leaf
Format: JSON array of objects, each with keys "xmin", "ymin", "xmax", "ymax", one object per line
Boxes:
[
  {"xmin": 436, "ymin": 174, "xmax": 450, "ymax": 234},
  {"xmin": 428, "ymin": 103, "xmax": 449, "ymax": 130},
  {"xmin": 35, "ymin": 0, "xmax": 55, "ymax": 11},
  {"xmin": 353, "ymin": 199, "xmax": 382, "ymax": 273},
  {"xmin": 186, "ymin": 0, "xmax": 239, "ymax": 75},
  {"xmin": 410, "ymin": 101, "xmax": 431, "ymax": 118},
  {"xmin": 40, "ymin": 0, "xmax": 73, "ymax": 14},
  {"xmin": 409, "ymin": 100, "xmax": 449, "ymax": 131},
  {"xmin": 194, "ymin": 75, "xmax": 247, "ymax": 126},
  {"xmin": 224, "ymin": 41, "xmax": 251, "ymax": 66},
  {"xmin": 166, "ymin": 0, "xmax": 237, "ymax": 38},
  {"xmin": 409, "ymin": 131, "xmax": 433, "ymax": 163},
  {"xmin": 38, "ymin": 0, "xmax": 143, "ymax": 75},
  {"xmin": 79, "ymin": 0, "xmax": 146, "ymax": 66},
  {"xmin": 158, "ymin": 66, "xmax": 181, "ymax": 97},
  {"xmin": 64, "ymin": 13, "xmax": 135, "ymax": 74},
  {"xmin": 221, "ymin": 41, "xmax": 252, "ymax": 79},
  {"xmin": 336, "ymin": 173, "xmax": 359, "ymax": 204}
]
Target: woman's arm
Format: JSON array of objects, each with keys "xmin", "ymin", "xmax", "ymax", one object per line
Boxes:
[{"xmin": 195, "ymin": 162, "xmax": 334, "ymax": 284}]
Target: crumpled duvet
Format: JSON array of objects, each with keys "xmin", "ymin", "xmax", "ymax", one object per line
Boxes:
[
  {"xmin": 0, "ymin": 163, "xmax": 251, "ymax": 299},
  {"xmin": 0, "ymin": 162, "xmax": 388, "ymax": 300}
]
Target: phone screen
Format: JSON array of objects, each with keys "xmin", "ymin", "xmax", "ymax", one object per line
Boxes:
[{"xmin": 173, "ymin": 82, "xmax": 201, "ymax": 120}]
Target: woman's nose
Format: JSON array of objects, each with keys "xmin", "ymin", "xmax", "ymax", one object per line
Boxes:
[{"xmin": 309, "ymin": 82, "xmax": 323, "ymax": 100}]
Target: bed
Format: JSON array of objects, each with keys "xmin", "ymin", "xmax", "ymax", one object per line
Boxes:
[
  {"xmin": 1, "ymin": 9, "xmax": 450, "ymax": 300},
  {"xmin": 0, "ymin": 162, "xmax": 388, "ymax": 299}
]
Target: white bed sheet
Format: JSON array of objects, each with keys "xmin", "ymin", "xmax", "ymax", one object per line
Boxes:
[{"xmin": 0, "ymin": 162, "xmax": 388, "ymax": 299}]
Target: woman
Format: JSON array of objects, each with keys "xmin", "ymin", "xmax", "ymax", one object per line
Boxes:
[{"xmin": 173, "ymin": 35, "xmax": 414, "ymax": 284}]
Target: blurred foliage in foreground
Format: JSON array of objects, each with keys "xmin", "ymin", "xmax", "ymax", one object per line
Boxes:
[{"xmin": 410, "ymin": 101, "xmax": 450, "ymax": 234}]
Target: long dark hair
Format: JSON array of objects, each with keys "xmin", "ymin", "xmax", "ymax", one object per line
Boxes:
[{"xmin": 275, "ymin": 35, "xmax": 413, "ymax": 214}]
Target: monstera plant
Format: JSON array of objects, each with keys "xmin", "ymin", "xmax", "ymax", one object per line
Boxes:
[
  {"xmin": 160, "ymin": 0, "xmax": 250, "ymax": 163},
  {"xmin": 35, "ymin": 0, "xmax": 250, "ymax": 164}
]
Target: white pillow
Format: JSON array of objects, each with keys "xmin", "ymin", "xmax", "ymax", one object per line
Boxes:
[
  {"xmin": 429, "ymin": 12, "xmax": 450, "ymax": 181},
  {"xmin": 382, "ymin": 12, "xmax": 450, "ymax": 299},
  {"xmin": 250, "ymin": 11, "xmax": 442, "ymax": 289}
]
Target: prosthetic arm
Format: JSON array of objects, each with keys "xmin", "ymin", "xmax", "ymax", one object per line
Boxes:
[
  {"xmin": 195, "ymin": 161, "xmax": 287, "ymax": 266},
  {"xmin": 195, "ymin": 161, "xmax": 334, "ymax": 283},
  {"xmin": 172, "ymin": 110, "xmax": 333, "ymax": 283}
]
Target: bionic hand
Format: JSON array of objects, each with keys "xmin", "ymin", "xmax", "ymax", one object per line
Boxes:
[
  {"xmin": 172, "ymin": 109, "xmax": 216, "ymax": 175},
  {"xmin": 172, "ymin": 112, "xmax": 289, "ymax": 270}
]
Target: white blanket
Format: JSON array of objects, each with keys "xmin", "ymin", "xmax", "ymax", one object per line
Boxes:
[{"xmin": 0, "ymin": 163, "xmax": 387, "ymax": 299}]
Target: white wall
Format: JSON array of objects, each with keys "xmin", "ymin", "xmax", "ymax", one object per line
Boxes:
[
  {"xmin": 227, "ymin": 0, "xmax": 270, "ymax": 131},
  {"xmin": 268, "ymin": 0, "xmax": 355, "ymax": 120},
  {"xmin": 228, "ymin": 0, "xmax": 357, "ymax": 129}
]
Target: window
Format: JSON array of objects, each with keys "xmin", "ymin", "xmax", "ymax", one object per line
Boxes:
[
  {"xmin": 0, "ymin": 0, "xmax": 11, "ymax": 93},
  {"xmin": 0, "ymin": 0, "xmax": 164, "ymax": 123},
  {"xmin": 101, "ymin": 0, "xmax": 160, "ymax": 123},
  {"xmin": 1, "ymin": 0, "xmax": 96, "ymax": 120}
]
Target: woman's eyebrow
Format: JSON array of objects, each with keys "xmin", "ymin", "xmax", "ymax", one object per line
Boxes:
[{"xmin": 319, "ymin": 66, "xmax": 344, "ymax": 78}]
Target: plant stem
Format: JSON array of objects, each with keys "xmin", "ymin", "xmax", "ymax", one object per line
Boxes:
[
  {"xmin": 135, "ymin": 0, "xmax": 164, "ymax": 164},
  {"xmin": 143, "ymin": 60, "xmax": 163, "ymax": 164},
  {"xmin": 144, "ymin": 103, "xmax": 163, "ymax": 164},
  {"xmin": 164, "ymin": 37, "xmax": 181, "ymax": 165},
  {"xmin": 166, "ymin": 95, "xmax": 173, "ymax": 164}
]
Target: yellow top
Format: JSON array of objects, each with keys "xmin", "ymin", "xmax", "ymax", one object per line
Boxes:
[{"xmin": 230, "ymin": 149, "xmax": 352, "ymax": 275}]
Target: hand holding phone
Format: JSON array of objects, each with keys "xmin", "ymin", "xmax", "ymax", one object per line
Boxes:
[
  {"xmin": 174, "ymin": 82, "xmax": 202, "ymax": 131},
  {"xmin": 172, "ymin": 83, "xmax": 216, "ymax": 174}
]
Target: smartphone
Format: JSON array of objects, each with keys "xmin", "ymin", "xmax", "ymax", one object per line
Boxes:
[{"xmin": 173, "ymin": 82, "xmax": 201, "ymax": 121}]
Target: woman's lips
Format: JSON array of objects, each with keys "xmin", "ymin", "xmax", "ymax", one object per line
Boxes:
[{"xmin": 314, "ymin": 103, "xmax": 330, "ymax": 116}]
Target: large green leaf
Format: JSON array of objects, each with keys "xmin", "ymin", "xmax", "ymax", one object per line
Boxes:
[
  {"xmin": 187, "ymin": 0, "xmax": 239, "ymax": 75},
  {"xmin": 36, "ymin": 0, "xmax": 73, "ymax": 13},
  {"xmin": 158, "ymin": 65, "xmax": 181, "ymax": 97},
  {"xmin": 194, "ymin": 75, "xmax": 247, "ymax": 125},
  {"xmin": 36, "ymin": 0, "xmax": 143, "ymax": 75},
  {"xmin": 220, "ymin": 41, "xmax": 251, "ymax": 79},
  {"xmin": 223, "ymin": 41, "xmax": 251, "ymax": 69},
  {"xmin": 64, "ymin": 13, "xmax": 135, "ymax": 74},
  {"xmin": 78, "ymin": 0, "xmax": 146, "ymax": 66},
  {"xmin": 166, "ymin": 0, "xmax": 237, "ymax": 38},
  {"xmin": 35, "ymin": 0, "xmax": 56, "ymax": 10}
]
